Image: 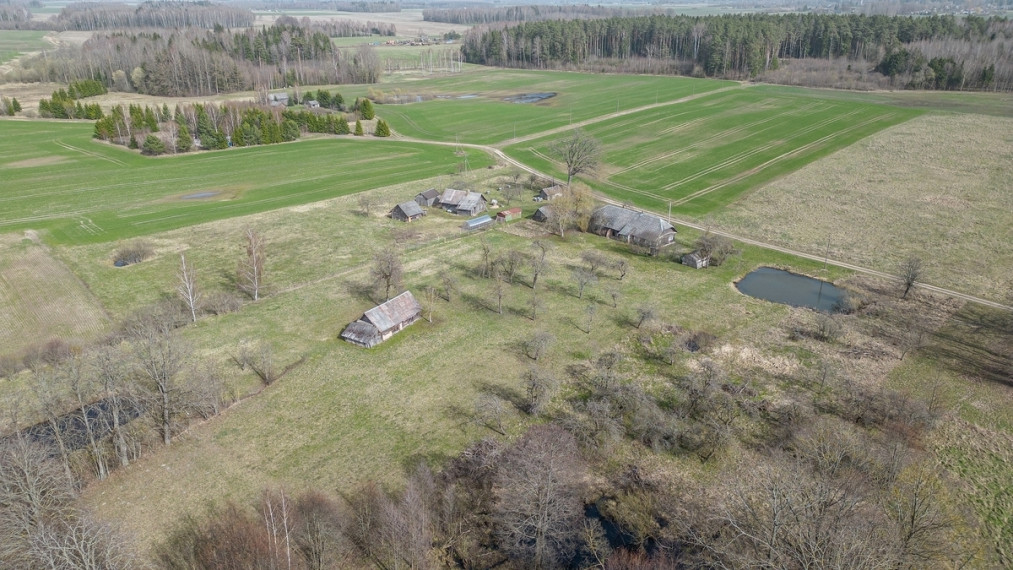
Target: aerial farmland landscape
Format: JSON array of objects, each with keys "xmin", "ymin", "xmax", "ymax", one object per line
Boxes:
[{"xmin": 0, "ymin": 0, "xmax": 1011, "ymax": 568}]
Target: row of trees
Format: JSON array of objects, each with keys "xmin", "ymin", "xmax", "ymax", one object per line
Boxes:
[
  {"xmin": 461, "ymin": 13, "xmax": 1013, "ymax": 90},
  {"xmin": 7, "ymin": 21, "xmax": 384, "ymax": 96},
  {"xmin": 52, "ymin": 0, "xmax": 254, "ymax": 31},
  {"xmin": 37, "ymin": 80, "xmax": 107, "ymax": 119},
  {"xmin": 1, "ymin": 95, "xmax": 21, "ymax": 115},
  {"xmin": 93, "ymin": 98, "xmax": 387, "ymax": 153},
  {"xmin": 425, "ymin": 4, "xmax": 664, "ymax": 25}
]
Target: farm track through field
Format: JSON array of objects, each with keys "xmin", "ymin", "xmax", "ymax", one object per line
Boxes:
[
  {"xmin": 495, "ymin": 83, "xmax": 749, "ymax": 147},
  {"xmin": 54, "ymin": 140, "xmax": 127, "ymax": 167}
]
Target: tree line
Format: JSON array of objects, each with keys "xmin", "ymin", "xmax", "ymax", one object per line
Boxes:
[
  {"xmin": 36, "ymin": 79, "xmax": 107, "ymax": 120},
  {"xmin": 424, "ymin": 4, "xmax": 670, "ymax": 26},
  {"xmin": 461, "ymin": 13, "xmax": 1013, "ymax": 90},
  {"xmin": 7, "ymin": 20, "xmax": 384, "ymax": 95},
  {"xmin": 52, "ymin": 0, "xmax": 254, "ymax": 31}
]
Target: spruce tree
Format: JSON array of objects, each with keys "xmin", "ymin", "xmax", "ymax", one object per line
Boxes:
[
  {"xmin": 374, "ymin": 119, "xmax": 391, "ymax": 137},
  {"xmin": 354, "ymin": 119, "xmax": 364, "ymax": 136},
  {"xmin": 177, "ymin": 124, "xmax": 193, "ymax": 152},
  {"xmin": 336, "ymin": 115, "xmax": 350, "ymax": 135},
  {"xmin": 359, "ymin": 98, "xmax": 375, "ymax": 120},
  {"xmin": 11, "ymin": 97, "xmax": 21, "ymax": 113}
]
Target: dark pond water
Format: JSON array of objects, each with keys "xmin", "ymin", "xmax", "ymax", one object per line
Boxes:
[
  {"xmin": 10, "ymin": 397, "xmax": 145, "ymax": 452},
  {"xmin": 736, "ymin": 267, "xmax": 845, "ymax": 313},
  {"xmin": 504, "ymin": 92, "xmax": 556, "ymax": 104}
]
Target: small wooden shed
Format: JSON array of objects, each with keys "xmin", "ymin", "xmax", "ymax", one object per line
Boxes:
[
  {"xmin": 391, "ymin": 201, "xmax": 425, "ymax": 222},
  {"xmin": 532, "ymin": 205, "xmax": 553, "ymax": 222},
  {"xmin": 682, "ymin": 252, "xmax": 710, "ymax": 269},
  {"xmin": 538, "ymin": 185, "xmax": 564, "ymax": 201},
  {"xmin": 496, "ymin": 207, "xmax": 522, "ymax": 222},
  {"xmin": 415, "ymin": 188, "xmax": 439, "ymax": 207}
]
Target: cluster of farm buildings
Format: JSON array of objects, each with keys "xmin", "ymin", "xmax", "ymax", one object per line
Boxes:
[{"xmin": 343, "ymin": 185, "xmax": 711, "ymax": 347}]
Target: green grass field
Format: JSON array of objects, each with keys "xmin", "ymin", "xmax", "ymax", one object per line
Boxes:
[
  {"xmin": 503, "ymin": 86, "xmax": 919, "ymax": 215},
  {"xmin": 0, "ymin": 30, "xmax": 49, "ymax": 63},
  {"xmin": 0, "ymin": 122, "xmax": 492, "ymax": 245},
  {"xmin": 380, "ymin": 70, "xmax": 738, "ymax": 144}
]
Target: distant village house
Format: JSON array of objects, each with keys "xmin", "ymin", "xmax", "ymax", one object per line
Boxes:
[
  {"xmin": 439, "ymin": 189, "xmax": 487, "ymax": 216},
  {"xmin": 589, "ymin": 205, "xmax": 676, "ymax": 254},
  {"xmin": 537, "ymin": 185, "xmax": 565, "ymax": 201},
  {"xmin": 390, "ymin": 201, "xmax": 426, "ymax": 222},
  {"xmin": 268, "ymin": 92, "xmax": 289, "ymax": 107},
  {"xmin": 340, "ymin": 291, "xmax": 422, "ymax": 348},
  {"xmin": 532, "ymin": 205, "xmax": 553, "ymax": 222},
  {"xmin": 682, "ymin": 252, "xmax": 710, "ymax": 269},
  {"xmin": 496, "ymin": 207, "xmax": 522, "ymax": 222},
  {"xmin": 415, "ymin": 188, "xmax": 439, "ymax": 207}
]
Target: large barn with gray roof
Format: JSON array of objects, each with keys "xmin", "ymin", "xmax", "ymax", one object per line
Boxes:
[
  {"xmin": 340, "ymin": 291, "xmax": 423, "ymax": 347},
  {"xmin": 589, "ymin": 205, "xmax": 676, "ymax": 254}
]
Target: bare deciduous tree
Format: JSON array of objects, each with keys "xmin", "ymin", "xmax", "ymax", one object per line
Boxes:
[
  {"xmin": 573, "ymin": 267, "xmax": 597, "ymax": 299},
  {"xmin": 606, "ymin": 284, "xmax": 622, "ymax": 309},
  {"xmin": 525, "ymin": 331, "xmax": 555, "ymax": 361},
  {"xmin": 551, "ymin": 129, "xmax": 601, "ymax": 186},
  {"xmin": 899, "ymin": 257, "xmax": 923, "ymax": 299},
  {"xmin": 475, "ymin": 394, "xmax": 507, "ymax": 435},
  {"xmin": 177, "ymin": 252, "xmax": 201, "ymax": 323},
  {"xmin": 635, "ymin": 305, "xmax": 656, "ymax": 329},
  {"xmin": 357, "ymin": 193, "xmax": 379, "ymax": 217},
  {"xmin": 494, "ymin": 424, "xmax": 586, "ymax": 569},
  {"xmin": 523, "ymin": 366, "xmax": 558, "ymax": 416},
  {"xmin": 92, "ymin": 346, "xmax": 135, "ymax": 468},
  {"xmin": 129, "ymin": 308, "xmax": 188, "ymax": 446},
  {"xmin": 583, "ymin": 302, "xmax": 597, "ymax": 334},
  {"xmin": 238, "ymin": 228, "xmax": 266, "ymax": 301},
  {"xmin": 370, "ymin": 249, "xmax": 403, "ymax": 302},
  {"xmin": 612, "ymin": 258, "xmax": 630, "ymax": 280},
  {"xmin": 440, "ymin": 271, "xmax": 458, "ymax": 302}
]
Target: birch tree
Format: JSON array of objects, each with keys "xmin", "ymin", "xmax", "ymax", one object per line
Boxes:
[
  {"xmin": 238, "ymin": 228, "xmax": 266, "ymax": 301},
  {"xmin": 177, "ymin": 252, "xmax": 201, "ymax": 323}
]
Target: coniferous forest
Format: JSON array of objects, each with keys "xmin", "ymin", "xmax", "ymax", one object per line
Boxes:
[{"xmin": 461, "ymin": 14, "xmax": 1013, "ymax": 91}]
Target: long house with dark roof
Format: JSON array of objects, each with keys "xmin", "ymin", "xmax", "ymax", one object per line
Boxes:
[
  {"xmin": 589, "ymin": 205, "xmax": 676, "ymax": 254},
  {"xmin": 340, "ymin": 291, "xmax": 423, "ymax": 348}
]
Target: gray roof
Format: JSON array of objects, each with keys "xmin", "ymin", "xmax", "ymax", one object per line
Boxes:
[
  {"xmin": 591, "ymin": 205, "xmax": 675, "ymax": 241},
  {"xmin": 362, "ymin": 291, "xmax": 422, "ymax": 332},
  {"xmin": 393, "ymin": 200, "xmax": 424, "ymax": 218},
  {"xmin": 533, "ymin": 205, "xmax": 553, "ymax": 221},
  {"xmin": 456, "ymin": 192, "xmax": 486, "ymax": 212},
  {"xmin": 417, "ymin": 188, "xmax": 439, "ymax": 200},
  {"xmin": 340, "ymin": 321, "xmax": 380, "ymax": 345},
  {"xmin": 540, "ymin": 185, "xmax": 564, "ymax": 199},
  {"xmin": 439, "ymin": 188, "xmax": 468, "ymax": 206}
]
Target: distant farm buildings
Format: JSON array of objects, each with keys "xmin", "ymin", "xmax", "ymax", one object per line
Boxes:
[
  {"xmin": 682, "ymin": 252, "xmax": 710, "ymax": 269},
  {"xmin": 391, "ymin": 200, "xmax": 425, "ymax": 222},
  {"xmin": 532, "ymin": 205, "xmax": 553, "ymax": 222},
  {"xmin": 268, "ymin": 92, "xmax": 289, "ymax": 107},
  {"xmin": 340, "ymin": 291, "xmax": 422, "ymax": 348},
  {"xmin": 414, "ymin": 188, "xmax": 439, "ymax": 207},
  {"xmin": 537, "ymin": 185, "xmax": 564, "ymax": 201},
  {"xmin": 589, "ymin": 205, "xmax": 676, "ymax": 253},
  {"xmin": 496, "ymin": 207, "xmax": 522, "ymax": 222},
  {"xmin": 439, "ymin": 189, "xmax": 487, "ymax": 216}
]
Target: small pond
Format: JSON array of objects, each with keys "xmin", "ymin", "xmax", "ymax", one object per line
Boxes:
[
  {"xmin": 182, "ymin": 191, "xmax": 219, "ymax": 200},
  {"xmin": 736, "ymin": 267, "xmax": 846, "ymax": 313},
  {"xmin": 504, "ymin": 92, "xmax": 556, "ymax": 104}
]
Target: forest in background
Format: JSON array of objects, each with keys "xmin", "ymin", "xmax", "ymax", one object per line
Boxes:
[
  {"xmin": 6, "ymin": 17, "xmax": 385, "ymax": 95},
  {"xmin": 461, "ymin": 14, "xmax": 1013, "ymax": 91}
]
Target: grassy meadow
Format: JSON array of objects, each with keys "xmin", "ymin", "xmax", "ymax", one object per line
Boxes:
[
  {"xmin": 380, "ymin": 70, "xmax": 738, "ymax": 144},
  {"xmin": 72, "ymin": 187, "xmax": 855, "ymax": 553},
  {"xmin": 0, "ymin": 121, "xmax": 492, "ymax": 245},
  {"xmin": 0, "ymin": 30, "xmax": 49, "ymax": 63},
  {"xmin": 710, "ymin": 113, "xmax": 1013, "ymax": 302},
  {"xmin": 504, "ymin": 85, "xmax": 918, "ymax": 216}
]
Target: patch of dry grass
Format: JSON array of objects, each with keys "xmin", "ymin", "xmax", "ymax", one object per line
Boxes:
[
  {"xmin": 0, "ymin": 232, "xmax": 110, "ymax": 358},
  {"xmin": 710, "ymin": 113, "xmax": 1013, "ymax": 302}
]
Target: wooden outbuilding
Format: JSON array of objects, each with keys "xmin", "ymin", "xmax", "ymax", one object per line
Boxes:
[
  {"xmin": 589, "ymin": 205, "xmax": 676, "ymax": 254},
  {"xmin": 532, "ymin": 205, "xmax": 553, "ymax": 222},
  {"xmin": 391, "ymin": 201, "xmax": 426, "ymax": 222},
  {"xmin": 496, "ymin": 207, "xmax": 522, "ymax": 222},
  {"xmin": 340, "ymin": 291, "xmax": 423, "ymax": 348},
  {"xmin": 682, "ymin": 252, "xmax": 710, "ymax": 269},
  {"xmin": 415, "ymin": 188, "xmax": 439, "ymax": 207},
  {"xmin": 537, "ymin": 185, "xmax": 564, "ymax": 201}
]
